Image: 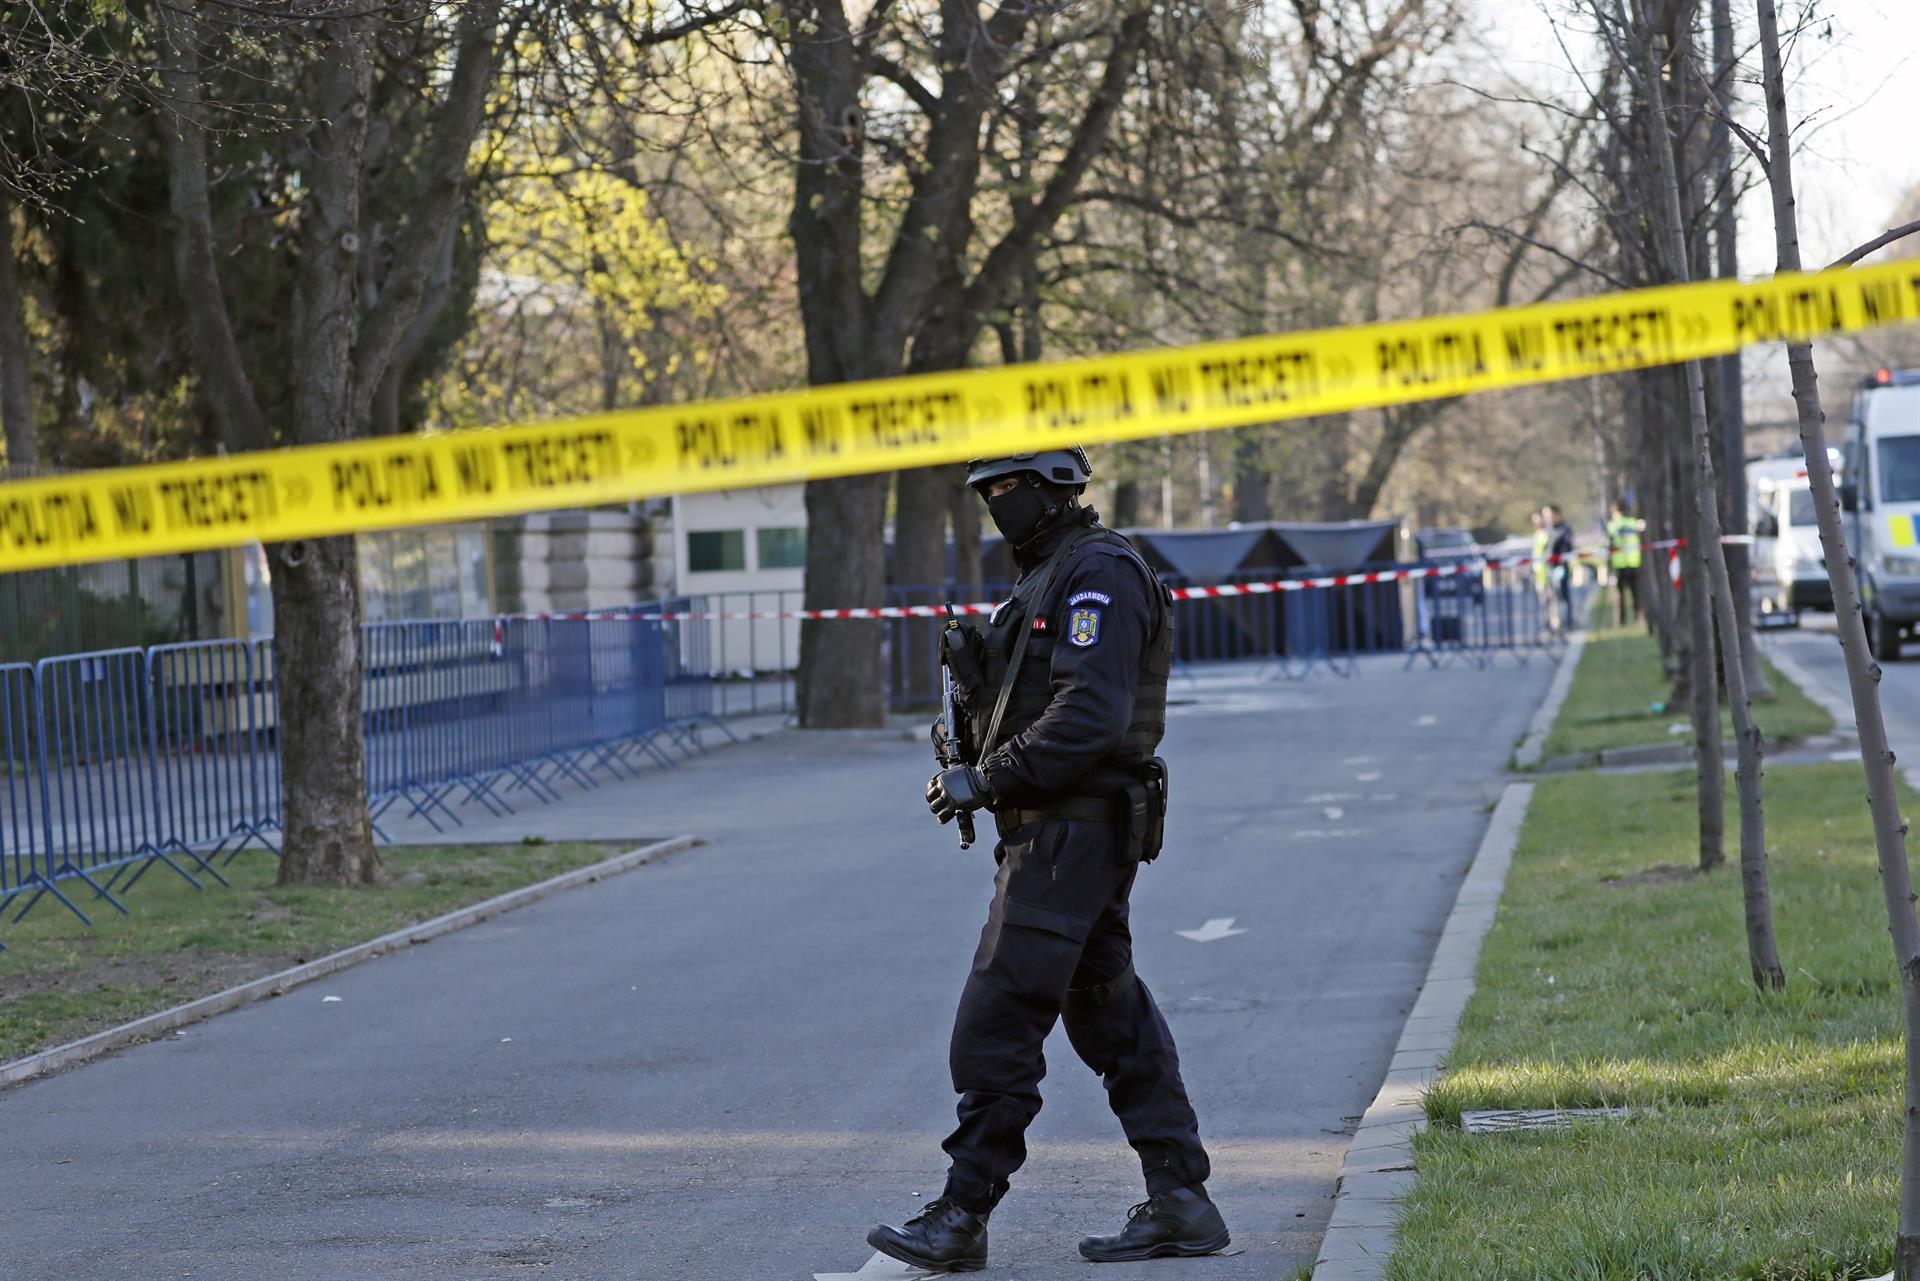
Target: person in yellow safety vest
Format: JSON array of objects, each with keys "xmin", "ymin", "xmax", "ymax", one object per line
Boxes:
[
  {"xmin": 1530, "ymin": 510, "xmax": 1562, "ymax": 635},
  {"xmin": 1606, "ymin": 501, "xmax": 1644, "ymax": 628}
]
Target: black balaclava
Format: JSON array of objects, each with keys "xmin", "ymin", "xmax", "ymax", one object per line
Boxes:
[{"xmin": 985, "ymin": 476, "xmax": 1074, "ymax": 551}]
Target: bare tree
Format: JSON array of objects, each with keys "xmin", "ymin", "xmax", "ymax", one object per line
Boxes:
[
  {"xmin": 780, "ymin": 0, "xmax": 1151, "ymax": 726},
  {"xmin": 1615, "ymin": 0, "xmax": 1781, "ymax": 987},
  {"xmin": 156, "ymin": 3, "xmax": 508, "ymax": 883},
  {"xmin": 1751, "ymin": 0, "xmax": 1920, "ymax": 1261},
  {"xmin": 153, "ymin": 1, "xmax": 742, "ymax": 881}
]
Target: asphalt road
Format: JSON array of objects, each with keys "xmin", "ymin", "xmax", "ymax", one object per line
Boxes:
[
  {"xmin": 1764, "ymin": 611, "xmax": 1918, "ymax": 752},
  {"xmin": 0, "ymin": 654, "xmax": 1552, "ymax": 1281}
]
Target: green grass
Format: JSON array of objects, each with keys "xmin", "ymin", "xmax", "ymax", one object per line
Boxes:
[
  {"xmin": 1388, "ymin": 763, "xmax": 1902, "ymax": 1281},
  {"xmin": 0, "ymin": 839, "xmax": 642, "ymax": 1063},
  {"xmin": 1540, "ymin": 625, "xmax": 1834, "ymax": 760}
]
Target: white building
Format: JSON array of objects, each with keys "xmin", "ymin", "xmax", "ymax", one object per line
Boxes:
[{"xmin": 671, "ymin": 484, "xmax": 807, "ymax": 674}]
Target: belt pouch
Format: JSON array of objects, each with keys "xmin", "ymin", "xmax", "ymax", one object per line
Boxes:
[{"xmin": 1122, "ymin": 781, "xmax": 1150, "ymax": 865}]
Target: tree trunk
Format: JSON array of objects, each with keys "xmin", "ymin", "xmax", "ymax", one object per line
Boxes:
[
  {"xmin": 1683, "ymin": 468, "xmax": 1723, "ymax": 870},
  {"xmin": 798, "ymin": 473, "xmax": 890, "ymax": 726},
  {"xmin": 951, "ymin": 482, "xmax": 982, "ymax": 590},
  {"xmin": 1755, "ymin": 0, "xmax": 1920, "ymax": 1264},
  {"xmin": 1316, "ymin": 415, "xmax": 1353, "ymax": 521},
  {"xmin": 268, "ymin": 536, "xmax": 378, "ymax": 884},
  {"xmin": 898, "ymin": 460, "xmax": 960, "ymax": 702},
  {"xmin": 894, "ymin": 466, "xmax": 953, "ymax": 591},
  {"xmin": 1644, "ymin": 29, "xmax": 1781, "ymax": 984},
  {"xmin": 0, "ymin": 191, "xmax": 35, "ymax": 469},
  {"xmin": 1712, "ymin": 0, "xmax": 1771, "ymax": 700},
  {"xmin": 1230, "ymin": 431, "xmax": 1272, "ymax": 523},
  {"xmin": 1636, "ymin": 373, "xmax": 1678, "ymax": 661}
]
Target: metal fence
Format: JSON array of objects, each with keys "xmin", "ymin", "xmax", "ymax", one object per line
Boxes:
[
  {"xmin": 0, "ymin": 597, "xmax": 760, "ymax": 944},
  {"xmin": 0, "ymin": 565, "xmax": 1586, "ymax": 944},
  {"xmin": 883, "ymin": 556, "xmax": 1586, "ymax": 707}
]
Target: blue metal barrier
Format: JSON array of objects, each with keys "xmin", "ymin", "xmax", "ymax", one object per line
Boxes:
[
  {"xmin": 145, "ymin": 640, "xmax": 278, "ymax": 885},
  {"xmin": 0, "ymin": 605, "xmax": 731, "ymax": 942},
  {"xmin": 1, "ymin": 662, "xmax": 45, "ymax": 929}
]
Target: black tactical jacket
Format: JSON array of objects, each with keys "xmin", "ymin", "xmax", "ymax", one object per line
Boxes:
[{"xmin": 973, "ymin": 508, "xmax": 1172, "ymax": 805}]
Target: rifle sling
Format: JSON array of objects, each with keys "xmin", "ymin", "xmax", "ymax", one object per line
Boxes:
[{"xmin": 978, "ymin": 525, "xmax": 1105, "ymax": 766}]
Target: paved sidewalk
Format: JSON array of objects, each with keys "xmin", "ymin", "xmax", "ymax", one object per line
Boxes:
[{"xmin": 0, "ymin": 656, "xmax": 1551, "ymax": 1281}]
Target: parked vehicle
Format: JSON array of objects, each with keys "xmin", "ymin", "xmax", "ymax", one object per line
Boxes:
[
  {"xmin": 1842, "ymin": 368, "xmax": 1920, "ymax": 659},
  {"xmin": 1755, "ymin": 478, "xmax": 1830, "ymax": 613}
]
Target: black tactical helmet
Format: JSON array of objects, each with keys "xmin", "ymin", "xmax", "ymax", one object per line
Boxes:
[{"xmin": 965, "ymin": 447, "xmax": 1093, "ymax": 494}]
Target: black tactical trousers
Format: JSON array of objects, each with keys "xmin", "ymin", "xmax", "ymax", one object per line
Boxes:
[{"xmin": 940, "ymin": 816, "xmax": 1211, "ymax": 1215}]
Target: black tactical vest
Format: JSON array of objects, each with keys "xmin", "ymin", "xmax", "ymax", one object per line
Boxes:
[{"xmin": 969, "ymin": 528, "xmax": 1175, "ymax": 779}]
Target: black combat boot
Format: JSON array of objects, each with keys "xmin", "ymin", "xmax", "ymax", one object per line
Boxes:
[
  {"xmin": 867, "ymin": 1199, "xmax": 989, "ymax": 1273},
  {"xmin": 1078, "ymin": 1185, "xmax": 1230, "ymax": 1262}
]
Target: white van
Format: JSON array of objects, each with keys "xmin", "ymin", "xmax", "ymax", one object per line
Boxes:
[
  {"xmin": 1843, "ymin": 369, "xmax": 1920, "ymax": 660},
  {"xmin": 1756, "ymin": 478, "xmax": 1829, "ymax": 614}
]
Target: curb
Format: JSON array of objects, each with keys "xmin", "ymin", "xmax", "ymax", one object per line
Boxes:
[
  {"xmin": 1310, "ymin": 783, "xmax": 1534, "ymax": 1280},
  {"xmin": 1512, "ymin": 631, "xmax": 1586, "ymax": 770},
  {"xmin": 1763, "ymin": 642, "xmax": 1855, "ymax": 733},
  {"xmin": 0, "ymin": 833, "xmax": 701, "ymax": 1092}
]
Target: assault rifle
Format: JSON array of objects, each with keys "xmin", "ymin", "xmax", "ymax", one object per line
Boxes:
[{"xmin": 934, "ymin": 603, "xmax": 982, "ymax": 850}]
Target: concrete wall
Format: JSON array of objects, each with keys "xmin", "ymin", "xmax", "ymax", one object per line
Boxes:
[{"xmin": 491, "ymin": 503, "xmax": 675, "ymax": 614}]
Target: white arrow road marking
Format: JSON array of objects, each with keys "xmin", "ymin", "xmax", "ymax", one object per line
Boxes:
[
  {"xmin": 1176, "ymin": 917, "xmax": 1248, "ymax": 942},
  {"xmin": 1416, "ymin": 714, "xmax": 1438, "ymax": 726},
  {"xmin": 1323, "ymin": 806, "xmax": 1345, "ymax": 820},
  {"xmin": 1355, "ymin": 771, "xmax": 1382, "ymax": 782},
  {"xmin": 814, "ymin": 1251, "xmax": 935, "ymax": 1280},
  {"xmin": 1306, "ymin": 792, "xmax": 1361, "ymax": 803}
]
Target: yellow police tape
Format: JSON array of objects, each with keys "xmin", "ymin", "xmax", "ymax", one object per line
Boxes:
[{"xmin": 4, "ymin": 259, "xmax": 1919, "ymax": 571}]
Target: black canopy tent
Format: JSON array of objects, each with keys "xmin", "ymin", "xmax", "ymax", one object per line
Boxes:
[{"xmin": 1124, "ymin": 520, "xmax": 1406, "ymax": 662}]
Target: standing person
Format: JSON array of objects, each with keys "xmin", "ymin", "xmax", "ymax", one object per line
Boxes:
[
  {"xmin": 870, "ymin": 447, "xmax": 1227, "ymax": 1272},
  {"xmin": 1530, "ymin": 509, "xmax": 1562, "ymax": 636},
  {"xmin": 1606, "ymin": 501, "xmax": 1644, "ymax": 627},
  {"xmin": 1545, "ymin": 504, "xmax": 1576, "ymax": 631}
]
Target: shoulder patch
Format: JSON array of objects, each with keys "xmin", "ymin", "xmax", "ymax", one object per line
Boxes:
[
  {"xmin": 1068, "ymin": 606, "xmax": 1102, "ymax": 648},
  {"xmin": 1067, "ymin": 590, "xmax": 1112, "ymax": 607}
]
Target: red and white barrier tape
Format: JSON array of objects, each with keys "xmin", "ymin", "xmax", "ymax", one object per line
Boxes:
[{"xmin": 490, "ymin": 547, "xmax": 1678, "ymax": 625}]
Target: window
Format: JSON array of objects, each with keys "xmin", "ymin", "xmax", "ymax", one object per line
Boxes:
[
  {"xmin": 1879, "ymin": 436, "xmax": 1920, "ymax": 504},
  {"xmin": 688, "ymin": 529, "xmax": 746, "ymax": 573},
  {"xmin": 756, "ymin": 526, "xmax": 806, "ymax": 570},
  {"xmin": 1788, "ymin": 489, "xmax": 1816, "ymax": 527}
]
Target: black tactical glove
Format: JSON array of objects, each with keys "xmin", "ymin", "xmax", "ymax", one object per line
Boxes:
[{"xmin": 927, "ymin": 765, "xmax": 994, "ymax": 825}]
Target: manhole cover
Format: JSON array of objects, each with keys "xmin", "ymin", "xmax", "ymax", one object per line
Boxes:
[{"xmin": 1460, "ymin": 1107, "xmax": 1629, "ymax": 1134}]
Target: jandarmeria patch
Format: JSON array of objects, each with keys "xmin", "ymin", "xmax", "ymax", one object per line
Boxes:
[{"xmin": 1068, "ymin": 607, "xmax": 1101, "ymax": 647}]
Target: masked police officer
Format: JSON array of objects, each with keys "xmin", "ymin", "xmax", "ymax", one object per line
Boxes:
[{"xmin": 867, "ymin": 448, "xmax": 1227, "ymax": 1272}]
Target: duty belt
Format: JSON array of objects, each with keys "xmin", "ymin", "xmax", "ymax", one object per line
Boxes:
[{"xmin": 995, "ymin": 795, "xmax": 1119, "ymax": 835}]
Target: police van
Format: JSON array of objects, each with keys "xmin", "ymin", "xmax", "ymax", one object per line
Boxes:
[{"xmin": 1843, "ymin": 368, "xmax": 1920, "ymax": 660}]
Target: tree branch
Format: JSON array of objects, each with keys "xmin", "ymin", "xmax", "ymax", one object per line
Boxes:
[
  {"xmin": 156, "ymin": 6, "xmax": 269, "ymax": 452},
  {"xmin": 349, "ymin": 0, "xmax": 503, "ymax": 426},
  {"xmin": 867, "ymin": 53, "xmax": 938, "ymax": 116},
  {"xmin": 1828, "ymin": 219, "xmax": 1920, "ymax": 271},
  {"xmin": 961, "ymin": 5, "xmax": 1150, "ymax": 324}
]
